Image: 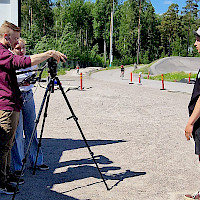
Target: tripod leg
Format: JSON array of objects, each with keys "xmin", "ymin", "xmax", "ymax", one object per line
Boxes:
[
  {"xmin": 55, "ymin": 77, "xmax": 110, "ymax": 191},
  {"xmin": 12, "ymin": 79, "xmax": 53, "ymax": 200},
  {"xmin": 33, "ymin": 89, "xmax": 51, "ymax": 175}
]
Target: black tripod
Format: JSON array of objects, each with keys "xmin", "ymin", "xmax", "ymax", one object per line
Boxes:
[{"xmin": 12, "ymin": 61, "xmax": 109, "ymax": 200}]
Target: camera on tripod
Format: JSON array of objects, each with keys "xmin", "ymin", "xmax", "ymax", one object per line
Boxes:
[{"xmin": 47, "ymin": 57, "xmax": 58, "ymax": 78}]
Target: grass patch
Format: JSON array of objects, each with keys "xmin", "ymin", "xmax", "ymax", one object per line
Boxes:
[
  {"xmin": 104, "ymin": 64, "xmax": 149, "ymax": 72},
  {"xmin": 104, "ymin": 66, "xmax": 120, "ymax": 70},
  {"xmin": 134, "ymin": 65, "xmax": 149, "ymax": 74},
  {"xmin": 40, "ymin": 67, "xmax": 67, "ymax": 78},
  {"xmin": 133, "ymin": 60, "xmax": 158, "ymax": 74},
  {"xmin": 102, "ymin": 60, "xmax": 159, "ymax": 73},
  {"xmin": 145, "ymin": 71, "xmax": 197, "ymax": 82},
  {"xmin": 57, "ymin": 67, "xmax": 67, "ymax": 75}
]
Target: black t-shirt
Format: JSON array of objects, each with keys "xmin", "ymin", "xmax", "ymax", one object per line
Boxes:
[{"xmin": 188, "ymin": 69, "xmax": 200, "ymax": 133}]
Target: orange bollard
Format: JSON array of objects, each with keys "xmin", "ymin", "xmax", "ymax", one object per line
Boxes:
[
  {"xmin": 129, "ymin": 72, "xmax": 134, "ymax": 84},
  {"xmin": 188, "ymin": 72, "xmax": 191, "ymax": 84},
  {"xmin": 138, "ymin": 72, "xmax": 142, "ymax": 85},
  {"xmin": 147, "ymin": 71, "xmax": 150, "ymax": 79},
  {"xmin": 160, "ymin": 74, "xmax": 165, "ymax": 90},
  {"xmin": 80, "ymin": 72, "xmax": 83, "ymax": 90},
  {"xmin": 131, "ymin": 72, "xmax": 133, "ymax": 82},
  {"xmin": 139, "ymin": 73, "xmax": 141, "ymax": 84}
]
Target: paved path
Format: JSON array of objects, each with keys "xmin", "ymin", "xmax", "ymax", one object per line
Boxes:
[
  {"xmin": 3, "ymin": 67, "xmax": 200, "ymax": 200},
  {"xmin": 91, "ymin": 67, "xmax": 194, "ymax": 94}
]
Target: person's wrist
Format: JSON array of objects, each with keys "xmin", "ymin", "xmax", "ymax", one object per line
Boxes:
[
  {"xmin": 187, "ymin": 120, "xmax": 194, "ymax": 126},
  {"xmin": 47, "ymin": 50, "xmax": 54, "ymax": 58}
]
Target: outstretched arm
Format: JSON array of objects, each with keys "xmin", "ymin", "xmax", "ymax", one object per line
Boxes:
[{"xmin": 30, "ymin": 50, "xmax": 67, "ymax": 66}]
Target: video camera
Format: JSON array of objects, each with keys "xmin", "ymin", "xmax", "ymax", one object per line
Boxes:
[{"xmin": 47, "ymin": 57, "xmax": 58, "ymax": 78}]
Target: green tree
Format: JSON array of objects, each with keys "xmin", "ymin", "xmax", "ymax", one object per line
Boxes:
[
  {"xmin": 21, "ymin": 0, "xmax": 53, "ymax": 35},
  {"xmin": 115, "ymin": 0, "xmax": 139, "ymax": 63},
  {"xmin": 21, "ymin": 0, "xmax": 54, "ymax": 53},
  {"xmin": 182, "ymin": 0, "xmax": 200, "ymax": 56},
  {"xmin": 140, "ymin": 1, "xmax": 161, "ymax": 62},
  {"xmin": 93, "ymin": 0, "xmax": 116, "ymax": 66},
  {"xmin": 20, "ymin": 0, "xmax": 200, "ymax": 66},
  {"xmin": 159, "ymin": 3, "xmax": 180, "ymax": 57}
]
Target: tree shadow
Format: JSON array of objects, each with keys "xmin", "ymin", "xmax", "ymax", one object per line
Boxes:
[{"xmin": 11, "ymin": 138, "xmax": 146, "ymax": 200}]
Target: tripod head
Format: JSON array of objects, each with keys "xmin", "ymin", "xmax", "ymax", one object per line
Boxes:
[{"xmin": 47, "ymin": 57, "xmax": 58, "ymax": 78}]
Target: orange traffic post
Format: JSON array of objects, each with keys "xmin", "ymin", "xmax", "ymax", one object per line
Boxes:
[
  {"xmin": 160, "ymin": 74, "xmax": 165, "ymax": 90},
  {"xmin": 80, "ymin": 72, "xmax": 83, "ymax": 90},
  {"xmin": 147, "ymin": 71, "xmax": 150, "ymax": 79},
  {"xmin": 188, "ymin": 72, "xmax": 191, "ymax": 84},
  {"xmin": 129, "ymin": 72, "xmax": 134, "ymax": 84},
  {"xmin": 138, "ymin": 72, "xmax": 142, "ymax": 85}
]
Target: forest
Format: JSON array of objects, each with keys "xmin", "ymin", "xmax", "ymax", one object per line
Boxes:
[{"xmin": 20, "ymin": 0, "xmax": 200, "ymax": 67}]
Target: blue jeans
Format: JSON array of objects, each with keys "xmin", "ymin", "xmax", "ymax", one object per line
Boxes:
[{"xmin": 11, "ymin": 90, "xmax": 44, "ymax": 171}]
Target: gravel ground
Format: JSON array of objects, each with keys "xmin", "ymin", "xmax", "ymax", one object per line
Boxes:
[{"xmin": 3, "ymin": 67, "xmax": 200, "ymax": 200}]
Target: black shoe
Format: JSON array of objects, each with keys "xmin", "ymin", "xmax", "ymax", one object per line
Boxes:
[
  {"xmin": 14, "ymin": 170, "xmax": 24, "ymax": 177},
  {"xmin": 0, "ymin": 184, "xmax": 19, "ymax": 195},
  {"xmin": 36, "ymin": 164, "xmax": 49, "ymax": 171},
  {"xmin": 7, "ymin": 174, "xmax": 24, "ymax": 185}
]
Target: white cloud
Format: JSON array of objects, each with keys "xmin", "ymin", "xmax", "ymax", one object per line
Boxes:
[{"xmin": 164, "ymin": 1, "xmax": 173, "ymax": 5}]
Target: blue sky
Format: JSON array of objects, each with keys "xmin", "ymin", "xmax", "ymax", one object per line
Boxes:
[{"xmin": 150, "ymin": 0, "xmax": 195, "ymax": 14}]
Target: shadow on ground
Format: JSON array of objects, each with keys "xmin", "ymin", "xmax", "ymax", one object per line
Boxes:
[{"xmin": 10, "ymin": 138, "xmax": 146, "ymax": 200}]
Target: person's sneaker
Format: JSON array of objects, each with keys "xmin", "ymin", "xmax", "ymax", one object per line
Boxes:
[
  {"xmin": 14, "ymin": 170, "xmax": 24, "ymax": 177},
  {"xmin": 0, "ymin": 184, "xmax": 19, "ymax": 195},
  {"xmin": 36, "ymin": 164, "xmax": 49, "ymax": 171},
  {"xmin": 7, "ymin": 174, "xmax": 24, "ymax": 185},
  {"xmin": 184, "ymin": 191, "xmax": 200, "ymax": 199}
]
